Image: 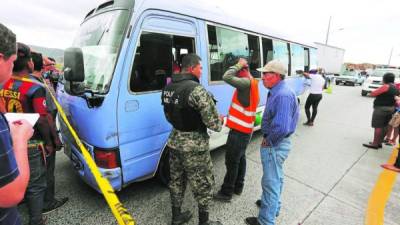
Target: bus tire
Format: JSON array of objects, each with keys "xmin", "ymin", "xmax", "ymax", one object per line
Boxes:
[{"xmin": 157, "ymin": 148, "xmax": 170, "ymax": 186}]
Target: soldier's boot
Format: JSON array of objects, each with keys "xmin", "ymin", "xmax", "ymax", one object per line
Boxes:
[
  {"xmin": 198, "ymin": 209, "xmax": 222, "ymax": 225},
  {"xmin": 171, "ymin": 207, "xmax": 192, "ymax": 225}
]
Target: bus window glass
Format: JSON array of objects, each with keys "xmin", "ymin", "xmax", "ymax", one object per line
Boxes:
[
  {"xmin": 309, "ymin": 48, "xmax": 318, "ymax": 69},
  {"xmin": 208, "ymin": 25, "xmax": 258, "ymax": 81},
  {"xmin": 290, "ymin": 43, "xmax": 305, "ymax": 76},
  {"xmin": 130, "ymin": 32, "xmax": 195, "ymax": 92},
  {"xmin": 273, "ymin": 40, "xmax": 289, "ymax": 74},
  {"xmin": 262, "ymin": 38, "xmax": 274, "ymax": 67},
  {"xmin": 248, "ymin": 35, "xmax": 261, "ymax": 78},
  {"xmin": 304, "ymin": 48, "xmax": 310, "ymax": 72}
]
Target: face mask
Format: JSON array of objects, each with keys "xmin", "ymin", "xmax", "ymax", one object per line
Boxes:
[{"xmin": 238, "ymin": 67, "xmax": 250, "ymax": 78}]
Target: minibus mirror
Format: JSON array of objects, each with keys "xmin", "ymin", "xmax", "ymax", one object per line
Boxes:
[
  {"xmin": 64, "ymin": 81, "xmax": 85, "ymax": 96},
  {"xmin": 64, "ymin": 47, "xmax": 85, "ymax": 82}
]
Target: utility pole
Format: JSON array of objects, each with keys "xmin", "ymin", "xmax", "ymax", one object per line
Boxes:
[
  {"xmin": 388, "ymin": 47, "xmax": 393, "ymax": 66},
  {"xmin": 325, "ymin": 16, "xmax": 332, "ymax": 45}
]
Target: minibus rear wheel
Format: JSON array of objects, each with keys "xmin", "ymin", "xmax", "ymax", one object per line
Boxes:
[{"xmin": 157, "ymin": 148, "xmax": 170, "ymax": 186}]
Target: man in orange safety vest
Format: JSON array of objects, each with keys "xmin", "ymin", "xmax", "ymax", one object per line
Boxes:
[{"xmin": 214, "ymin": 57, "xmax": 259, "ymax": 202}]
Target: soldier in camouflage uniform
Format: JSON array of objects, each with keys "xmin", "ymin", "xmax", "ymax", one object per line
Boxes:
[{"xmin": 162, "ymin": 53, "xmax": 222, "ymax": 225}]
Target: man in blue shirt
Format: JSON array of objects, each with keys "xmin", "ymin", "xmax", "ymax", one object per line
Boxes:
[
  {"xmin": 245, "ymin": 60, "xmax": 299, "ymax": 225},
  {"xmin": 0, "ymin": 23, "xmax": 34, "ymax": 225}
]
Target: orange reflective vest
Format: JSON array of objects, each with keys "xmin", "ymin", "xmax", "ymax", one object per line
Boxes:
[{"xmin": 226, "ymin": 79, "xmax": 260, "ymax": 134}]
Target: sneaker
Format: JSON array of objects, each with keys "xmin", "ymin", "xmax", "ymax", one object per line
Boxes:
[
  {"xmin": 245, "ymin": 217, "xmax": 261, "ymax": 225},
  {"xmin": 43, "ymin": 197, "xmax": 69, "ymax": 214},
  {"xmin": 213, "ymin": 191, "xmax": 232, "ymax": 202},
  {"xmin": 381, "ymin": 164, "xmax": 400, "ymax": 173}
]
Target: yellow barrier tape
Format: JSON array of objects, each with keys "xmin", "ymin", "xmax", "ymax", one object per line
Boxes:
[
  {"xmin": 365, "ymin": 146, "xmax": 399, "ymax": 225},
  {"xmin": 38, "ymin": 78, "xmax": 135, "ymax": 225}
]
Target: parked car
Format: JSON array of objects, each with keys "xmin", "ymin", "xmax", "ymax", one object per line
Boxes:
[
  {"xmin": 335, "ymin": 70, "xmax": 364, "ymax": 86},
  {"xmin": 361, "ymin": 68, "xmax": 400, "ymax": 96}
]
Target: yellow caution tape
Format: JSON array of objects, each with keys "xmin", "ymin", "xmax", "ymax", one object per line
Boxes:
[
  {"xmin": 365, "ymin": 147, "xmax": 398, "ymax": 225},
  {"xmin": 37, "ymin": 78, "xmax": 135, "ymax": 225}
]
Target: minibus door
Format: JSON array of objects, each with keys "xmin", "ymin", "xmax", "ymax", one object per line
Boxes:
[{"xmin": 117, "ymin": 11, "xmax": 199, "ymax": 183}]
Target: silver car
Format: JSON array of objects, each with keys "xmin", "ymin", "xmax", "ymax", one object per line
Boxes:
[{"xmin": 335, "ymin": 70, "xmax": 364, "ymax": 86}]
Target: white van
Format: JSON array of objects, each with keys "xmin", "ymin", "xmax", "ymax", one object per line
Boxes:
[{"xmin": 361, "ymin": 68, "xmax": 400, "ymax": 96}]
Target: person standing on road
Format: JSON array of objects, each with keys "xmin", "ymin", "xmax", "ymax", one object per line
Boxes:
[
  {"xmin": 0, "ymin": 23, "xmax": 34, "ymax": 225},
  {"xmin": 245, "ymin": 60, "xmax": 299, "ymax": 225},
  {"xmin": 363, "ymin": 72, "xmax": 397, "ymax": 149},
  {"xmin": 2, "ymin": 42, "xmax": 56, "ymax": 225},
  {"xmin": 162, "ymin": 53, "xmax": 223, "ymax": 225},
  {"xmin": 214, "ymin": 58, "xmax": 259, "ymax": 202},
  {"xmin": 303, "ymin": 68, "xmax": 326, "ymax": 126},
  {"xmin": 31, "ymin": 52, "xmax": 68, "ymax": 214}
]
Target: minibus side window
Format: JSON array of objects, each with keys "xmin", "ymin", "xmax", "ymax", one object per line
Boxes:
[
  {"xmin": 130, "ymin": 31, "xmax": 195, "ymax": 92},
  {"xmin": 272, "ymin": 40, "xmax": 290, "ymax": 75},
  {"xmin": 290, "ymin": 43, "xmax": 305, "ymax": 76},
  {"xmin": 208, "ymin": 25, "xmax": 259, "ymax": 82},
  {"xmin": 262, "ymin": 37, "xmax": 274, "ymax": 66},
  {"xmin": 304, "ymin": 48, "xmax": 310, "ymax": 72},
  {"xmin": 248, "ymin": 34, "xmax": 261, "ymax": 78},
  {"xmin": 309, "ymin": 48, "xmax": 317, "ymax": 70}
]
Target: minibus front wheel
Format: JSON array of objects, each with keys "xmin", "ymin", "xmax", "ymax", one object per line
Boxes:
[{"xmin": 157, "ymin": 148, "xmax": 170, "ymax": 186}]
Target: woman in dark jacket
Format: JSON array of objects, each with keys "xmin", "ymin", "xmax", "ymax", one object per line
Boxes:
[{"xmin": 363, "ymin": 73, "xmax": 398, "ymax": 149}]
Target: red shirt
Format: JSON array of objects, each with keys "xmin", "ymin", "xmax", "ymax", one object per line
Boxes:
[{"xmin": 0, "ymin": 75, "xmax": 48, "ymax": 141}]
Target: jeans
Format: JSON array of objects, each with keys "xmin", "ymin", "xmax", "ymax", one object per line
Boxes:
[
  {"xmin": 44, "ymin": 152, "xmax": 56, "ymax": 207},
  {"xmin": 258, "ymin": 138, "xmax": 291, "ymax": 225},
  {"xmin": 26, "ymin": 148, "xmax": 47, "ymax": 225},
  {"xmin": 220, "ymin": 129, "xmax": 251, "ymax": 195}
]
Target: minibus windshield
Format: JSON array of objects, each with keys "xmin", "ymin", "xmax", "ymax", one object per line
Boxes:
[{"xmin": 72, "ymin": 10, "xmax": 129, "ymax": 94}]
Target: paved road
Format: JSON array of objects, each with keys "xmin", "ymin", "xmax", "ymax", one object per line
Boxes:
[{"xmin": 19, "ymin": 84, "xmax": 400, "ymax": 225}]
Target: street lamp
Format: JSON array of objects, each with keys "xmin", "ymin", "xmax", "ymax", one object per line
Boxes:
[
  {"xmin": 388, "ymin": 47, "xmax": 393, "ymax": 66},
  {"xmin": 325, "ymin": 16, "xmax": 344, "ymax": 45},
  {"xmin": 325, "ymin": 16, "xmax": 332, "ymax": 45}
]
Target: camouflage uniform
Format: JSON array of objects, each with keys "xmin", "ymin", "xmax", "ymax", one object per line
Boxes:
[{"xmin": 167, "ymin": 85, "xmax": 222, "ymax": 210}]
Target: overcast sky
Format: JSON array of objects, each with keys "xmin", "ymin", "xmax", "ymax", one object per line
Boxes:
[{"xmin": 1, "ymin": 0, "xmax": 399, "ymax": 65}]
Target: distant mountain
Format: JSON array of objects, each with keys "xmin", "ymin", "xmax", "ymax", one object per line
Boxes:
[{"xmin": 29, "ymin": 45, "xmax": 64, "ymax": 64}]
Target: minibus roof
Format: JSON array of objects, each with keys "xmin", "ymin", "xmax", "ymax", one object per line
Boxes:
[
  {"xmin": 85, "ymin": 0, "xmax": 316, "ymax": 48},
  {"xmin": 133, "ymin": 0, "xmax": 316, "ymax": 49}
]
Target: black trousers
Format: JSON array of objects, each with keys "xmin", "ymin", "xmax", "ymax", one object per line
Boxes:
[
  {"xmin": 305, "ymin": 93, "xmax": 323, "ymax": 122},
  {"xmin": 220, "ymin": 129, "xmax": 251, "ymax": 196},
  {"xmin": 44, "ymin": 152, "xmax": 56, "ymax": 207}
]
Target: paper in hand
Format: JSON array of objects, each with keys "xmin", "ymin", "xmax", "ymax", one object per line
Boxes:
[{"xmin": 4, "ymin": 113, "xmax": 40, "ymax": 126}]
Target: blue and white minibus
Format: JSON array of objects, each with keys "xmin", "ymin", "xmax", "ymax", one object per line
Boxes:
[{"xmin": 57, "ymin": 0, "xmax": 317, "ymax": 191}]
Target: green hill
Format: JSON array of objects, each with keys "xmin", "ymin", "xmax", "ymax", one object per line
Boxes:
[{"xmin": 29, "ymin": 45, "xmax": 64, "ymax": 64}]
